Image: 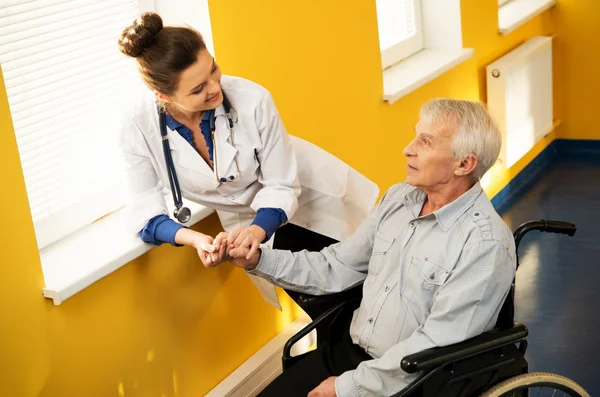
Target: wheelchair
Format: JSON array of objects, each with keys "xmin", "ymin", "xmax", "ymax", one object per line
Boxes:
[{"xmin": 281, "ymin": 220, "xmax": 591, "ymax": 397}]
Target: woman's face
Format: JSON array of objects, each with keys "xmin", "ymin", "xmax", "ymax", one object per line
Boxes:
[{"xmin": 164, "ymin": 49, "xmax": 223, "ymax": 114}]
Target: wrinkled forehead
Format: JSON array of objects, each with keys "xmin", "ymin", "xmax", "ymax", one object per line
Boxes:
[
  {"xmin": 416, "ymin": 113, "xmax": 458, "ymax": 140},
  {"xmin": 415, "ymin": 117, "xmax": 458, "ymax": 140}
]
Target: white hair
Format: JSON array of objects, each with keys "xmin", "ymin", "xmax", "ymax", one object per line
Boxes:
[{"xmin": 420, "ymin": 99, "xmax": 502, "ymax": 181}]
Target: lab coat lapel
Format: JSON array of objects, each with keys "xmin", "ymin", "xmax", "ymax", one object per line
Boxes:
[
  {"xmin": 213, "ymin": 110, "xmax": 238, "ymax": 181},
  {"xmin": 166, "ymin": 126, "xmax": 216, "ymax": 181}
]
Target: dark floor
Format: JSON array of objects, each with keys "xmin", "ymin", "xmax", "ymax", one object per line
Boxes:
[{"xmin": 499, "ymin": 158, "xmax": 600, "ymax": 395}]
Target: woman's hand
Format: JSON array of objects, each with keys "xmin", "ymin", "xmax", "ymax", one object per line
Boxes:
[
  {"xmin": 213, "ymin": 225, "xmax": 266, "ymax": 260},
  {"xmin": 191, "ymin": 233, "xmax": 226, "ymax": 268}
]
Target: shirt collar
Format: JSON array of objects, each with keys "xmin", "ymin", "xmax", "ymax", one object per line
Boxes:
[
  {"xmin": 163, "ymin": 109, "xmax": 213, "ymax": 131},
  {"xmin": 404, "ymin": 182, "xmax": 484, "ymax": 231}
]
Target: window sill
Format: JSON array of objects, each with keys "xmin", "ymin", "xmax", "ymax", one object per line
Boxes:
[
  {"xmin": 40, "ymin": 200, "xmax": 215, "ymax": 305},
  {"xmin": 499, "ymin": 0, "xmax": 556, "ymax": 35},
  {"xmin": 383, "ymin": 48, "xmax": 474, "ymax": 104}
]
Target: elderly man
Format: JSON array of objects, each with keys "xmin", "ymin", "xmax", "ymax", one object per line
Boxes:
[{"xmin": 225, "ymin": 99, "xmax": 516, "ymax": 397}]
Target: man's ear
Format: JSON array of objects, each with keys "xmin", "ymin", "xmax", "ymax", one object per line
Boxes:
[{"xmin": 454, "ymin": 154, "xmax": 478, "ymax": 177}]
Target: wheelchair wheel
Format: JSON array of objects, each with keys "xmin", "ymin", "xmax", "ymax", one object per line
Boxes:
[{"xmin": 480, "ymin": 372, "xmax": 590, "ymax": 397}]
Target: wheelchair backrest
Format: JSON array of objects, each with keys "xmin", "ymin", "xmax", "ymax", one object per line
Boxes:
[{"xmin": 495, "ymin": 282, "xmax": 515, "ymax": 330}]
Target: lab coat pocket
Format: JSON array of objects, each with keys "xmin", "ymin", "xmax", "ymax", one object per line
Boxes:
[{"xmin": 369, "ymin": 230, "xmax": 395, "ymax": 275}]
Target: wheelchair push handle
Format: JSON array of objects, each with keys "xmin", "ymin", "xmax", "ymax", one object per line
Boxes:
[
  {"xmin": 513, "ymin": 219, "xmax": 577, "ymax": 250},
  {"xmin": 542, "ymin": 220, "xmax": 577, "ymax": 236}
]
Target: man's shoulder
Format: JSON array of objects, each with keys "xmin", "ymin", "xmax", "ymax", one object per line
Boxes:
[{"xmin": 459, "ymin": 196, "xmax": 514, "ymax": 250}]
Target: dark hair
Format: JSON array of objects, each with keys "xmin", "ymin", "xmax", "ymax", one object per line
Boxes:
[{"xmin": 118, "ymin": 12, "xmax": 207, "ymax": 96}]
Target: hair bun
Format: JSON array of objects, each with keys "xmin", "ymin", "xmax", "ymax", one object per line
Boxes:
[{"xmin": 118, "ymin": 12, "xmax": 163, "ymax": 58}]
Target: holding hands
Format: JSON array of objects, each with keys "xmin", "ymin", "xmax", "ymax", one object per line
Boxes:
[{"xmin": 191, "ymin": 225, "xmax": 265, "ymax": 269}]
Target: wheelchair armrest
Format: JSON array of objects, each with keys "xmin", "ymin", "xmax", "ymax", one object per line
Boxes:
[
  {"xmin": 295, "ymin": 283, "xmax": 363, "ymax": 309},
  {"xmin": 283, "ymin": 300, "xmax": 349, "ymax": 360},
  {"xmin": 400, "ymin": 323, "xmax": 528, "ymax": 374}
]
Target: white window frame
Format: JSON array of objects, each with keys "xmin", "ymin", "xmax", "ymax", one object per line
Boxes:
[
  {"xmin": 381, "ymin": 0, "xmax": 474, "ymax": 104},
  {"xmin": 1, "ymin": 0, "xmax": 150, "ymax": 250},
  {"xmin": 498, "ymin": 0, "xmax": 557, "ymax": 36},
  {"xmin": 379, "ymin": 0, "xmax": 425, "ymax": 69},
  {"xmin": 0, "ymin": 0, "xmax": 216, "ymax": 306},
  {"xmin": 2, "ymin": 0, "xmax": 215, "ymax": 252}
]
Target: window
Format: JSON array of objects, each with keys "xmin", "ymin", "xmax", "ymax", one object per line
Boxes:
[
  {"xmin": 378, "ymin": 0, "xmax": 474, "ymax": 104},
  {"xmin": 0, "ymin": 0, "xmax": 145, "ymax": 249},
  {"xmin": 376, "ymin": 0, "xmax": 424, "ymax": 69}
]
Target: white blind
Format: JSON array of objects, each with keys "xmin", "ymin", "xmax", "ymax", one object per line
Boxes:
[
  {"xmin": 0, "ymin": 0, "xmax": 145, "ymax": 249},
  {"xmin": 376, "ymin": 0, "xmax": 418, "ymax": 51}
]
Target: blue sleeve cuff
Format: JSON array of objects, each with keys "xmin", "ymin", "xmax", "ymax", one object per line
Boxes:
[
  {"xmin": 139, "ymin": 215, "xmax": 187, "ymax": 247},
  {"xmin": 251, "ymin": 208, "xmax": 288, "ymax": 241}
]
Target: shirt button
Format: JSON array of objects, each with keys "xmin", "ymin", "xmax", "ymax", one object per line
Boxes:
[
  {"xmin": 230, "ymin": 196, "xmax": 235, "ymax": 200},
  {"xmin": 368, "ymin": 318, "xmax": 374, "ymax": 324},
  {"xmin": 385, "ymin": 286, "xmax": 390, "ymax": 292},
  {"xmin": 306, "ymin": 222, "xmax": 311, "ymax": 228}
]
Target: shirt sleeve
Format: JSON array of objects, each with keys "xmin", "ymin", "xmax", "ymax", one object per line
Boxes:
[
  {"xmin": 251, "ymin": 208, "xmax": 288, "ymax": 242},
  {"xmin": 335, "ymin": 239, "xmax": 516, "ymax": 397},
  {"xmin": 139, "ymin": 215, "xmax": 187, "ymax": 247},
  {"xmin": 246, "ymin": 202, "xmax": 381, "ymax": 295}
]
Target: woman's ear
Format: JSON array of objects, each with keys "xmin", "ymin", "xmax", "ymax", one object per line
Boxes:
[
  {"xmin": 454, "ymin": 154, "xmax": 478, "ymax": 177},
  {"xmin": 154, "ymin": 91, "xmax": 171, "ymax": 104}
]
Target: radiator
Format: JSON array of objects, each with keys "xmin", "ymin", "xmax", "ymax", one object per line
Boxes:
[{"xmin": 486, "ymin": 36, "xmax": 553, "ymax": 168}]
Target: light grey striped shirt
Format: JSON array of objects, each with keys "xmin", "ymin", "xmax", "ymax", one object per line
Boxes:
[{"xmin": 249, "ymin": 182, "xmax": 516, "ymax": 396}]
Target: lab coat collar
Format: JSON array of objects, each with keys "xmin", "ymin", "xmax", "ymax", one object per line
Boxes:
[{"xmin": 164, "ymin": 105, "xmax": 237, "ymax": 184}]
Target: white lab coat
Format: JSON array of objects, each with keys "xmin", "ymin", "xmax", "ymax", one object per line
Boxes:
[{"xmin": 119, "ymin": 75, "xmax": 379, "ymax": 308}]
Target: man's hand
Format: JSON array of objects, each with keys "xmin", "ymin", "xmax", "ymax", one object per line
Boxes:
[
  {"xmin": 307, "ymin": 376, "xmax": 337, "ymax": 397},
  {"xmin": 217, "ymin": 225, "xmax": 266, "ymax": 260},
  {"xmin": 228, "ymin": 244, "xmax": 262, "ymax": 271}
]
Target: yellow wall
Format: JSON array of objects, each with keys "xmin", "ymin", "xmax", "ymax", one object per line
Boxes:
[
  {"xmin": 209, "ymin": 0, "xmax": 556, "ymax": 200},
  {"xmin": 0, "ymin": 67, "xmax": 50, "ymax": 397},
  {"xmin": 553, "ymin": 1, "xmax": 600, "ymax": 140},
  {"xmin": 0, "ymin": 0, "xmax": 585, "ymax": 396}
]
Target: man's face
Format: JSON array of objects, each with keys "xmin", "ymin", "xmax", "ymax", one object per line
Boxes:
[{"xmin": 403, "ymin": 118, "xmax": 460, "ymax": 190}]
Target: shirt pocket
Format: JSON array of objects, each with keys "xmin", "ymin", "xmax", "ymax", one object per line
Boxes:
[
  {"xmin": 403, "ymin": 256, "xmax": 450, "ymax": 312},
  {"xmin": 369, "ymin": 230, "xmax": 395, "ymax": 275},
  {"xmin": 419, "ymin": 257, "xmax": 450, "ymax": 291}
]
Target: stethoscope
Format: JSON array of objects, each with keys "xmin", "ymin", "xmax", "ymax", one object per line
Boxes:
[{"xmin": 159, "ymin": 92, "xmax": 239, "ymax": 223}]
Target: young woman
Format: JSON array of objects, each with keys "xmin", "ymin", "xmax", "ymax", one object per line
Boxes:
[{"xmin": 117, "ymin": 12, "xmax": 379, "ymax": 309}]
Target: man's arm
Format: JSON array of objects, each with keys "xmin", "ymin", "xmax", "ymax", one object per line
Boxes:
[
  {"xmin": 231, "ymin": 202, "xmax": 380, "ymax": 295},
  {"xmin": 335, "ymin": 239, "xmax": 516, "ymax": 397}
]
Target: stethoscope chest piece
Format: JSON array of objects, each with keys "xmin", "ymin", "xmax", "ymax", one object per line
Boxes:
[{"xmin": 174, "ymin": 206, "xmax": 192, "ymax": 223}]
